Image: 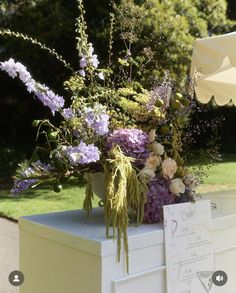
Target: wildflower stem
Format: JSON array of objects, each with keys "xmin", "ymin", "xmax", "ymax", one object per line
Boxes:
[{"xmin": 0, "ymin": 29, "xmax": 74, "ymax": 72}]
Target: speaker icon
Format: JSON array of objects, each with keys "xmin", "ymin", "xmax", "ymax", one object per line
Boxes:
[
  {"xmin": 216, "ymin": 274, "xmax": 224, "ymax": 282},
  {"xmin": 212, "ymin": 270, "xmax": 228, "ymax": 286}
]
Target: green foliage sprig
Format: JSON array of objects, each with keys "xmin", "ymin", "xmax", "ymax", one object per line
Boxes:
[
  {"xmin": 0, "ymin": 28, "xmax": 74, "ymax": 72},
  {"xmin": 75, "ymin": 0, "xmax": 89, "ymax": 56}
]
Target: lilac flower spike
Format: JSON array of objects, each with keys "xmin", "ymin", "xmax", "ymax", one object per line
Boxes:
[
  {"xmin": 84, "ymin": 103, "xmax": 109, "ymax": 136},
  {"xmin": 79, "ymin": 43, "xmax": 100, "ymax": 76},
  {"xmin": 0, "ymin": 58, "xmax": 65, "ymax": 115},
  {"xmin": 10, "ymin": 179, "xmax": 38, "ymax": 196},
  {"xmin": 62, "ymin": 108, "xmax": 75, "ymax": 120},
  {"xmin": 37, "ymin": 86, "xmax": 65, "ymax": 115},
  {"xmin": 91, "ymin": 54, "xmax": 99, "ymax": 68},
  {"xmin": 10, "ymin": 160, "xmax": 53, "ymax": 196},
  {"xmin": 64, "ymin": 142, "xmax": 100, "ymax": 165},
  {"xmin": 78, "ymin": 69, "xmax": 86, "ymax": 77},
  {"xmin": 79, "ymin": 56, "xmax": 87, "ymax": 68},
  {"xmin": 0, "ymin": 57, "xmax": 19, "ymax": 78},
  {"xmin": 147, "ymin": 83, "xmax": 172, "ymax": 112}
]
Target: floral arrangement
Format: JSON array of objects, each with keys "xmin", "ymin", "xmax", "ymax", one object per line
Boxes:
[{"xmin": 0, "ymin": 0, "xmax": 199, "ymax": 271}]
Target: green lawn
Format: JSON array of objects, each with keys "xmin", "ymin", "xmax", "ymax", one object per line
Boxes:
[
  {"xmin": 1, "ymin": 153, "xmax": 236, "ymax": 221},
  {"xmin": 193, "ymin": 153, "xmax": 236, "ymax": 193}
]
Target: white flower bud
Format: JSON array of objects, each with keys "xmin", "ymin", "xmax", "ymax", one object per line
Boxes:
[
  {"xmin": 151, "ymin": 142, "xmax": 164, "ymax": 155},
  {"xmin": 169, "ymin": 178, "xmax": 185, "ymax": 196},
  {"xmin": 148, "ymin": 129, "xmax": 156, "ymax": 143},
  {"xmin": 139, "ymin": 167, "xmax": 156, "ymax": 181}
]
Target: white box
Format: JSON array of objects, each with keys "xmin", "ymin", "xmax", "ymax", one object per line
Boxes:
[{"xmin": 19, "ymin": 192, "xmax": 236, "ymax": 293}]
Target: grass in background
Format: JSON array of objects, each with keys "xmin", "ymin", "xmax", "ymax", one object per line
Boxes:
[
  {"xmin": 193, "ymin": 153, "xmax": 236, "ymax": 193},
  {"xmin": 0, "ymin": 181, "xmax": 99, "ymax": 221},
  {"xmin": 1, "ymin": 153, "xmax": 236, "ymax": 221}
]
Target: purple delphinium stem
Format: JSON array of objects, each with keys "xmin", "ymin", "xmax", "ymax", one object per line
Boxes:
[
  {"xmin": 64, "ymin": 142, "xmax": 100, "ymax": 166},
  {"xmin": 0, "ymin": 58, "xmax": 65, "ymax": 115}
]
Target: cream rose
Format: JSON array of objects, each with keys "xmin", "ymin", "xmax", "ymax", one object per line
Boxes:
[
  {"xmin": 145, "ymin": 154, "xmax": 161, "ymax": 169},
  {"xmin": 169, "ymin": 178, "xmax": 185, "ymax": 196},
  {"xmin": 148, "ymin": 129, "xmax": 156, "ymax": 143},
  {"xmin": 162, "ymin": 158, "xmax": 177, "ymax": 179},
  {"xmin": 151, "ymin": 142, "xmax": 164, "ymax": 156}
]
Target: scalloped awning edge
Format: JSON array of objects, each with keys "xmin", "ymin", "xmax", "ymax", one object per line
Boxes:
[
  {"xmin": 191, "ymin": 32, "xmax": 236, "ymax": 75},
  {"xmin": 195, "ymin": 83, "xmax": 236, "ymax": 106}
]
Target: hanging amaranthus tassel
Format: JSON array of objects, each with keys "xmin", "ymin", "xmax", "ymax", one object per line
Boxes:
[
  {"xmin": 104, "ymin": 145, "xmax": 148, "ymax": 273},
  {"xmin": 83, "ymin": 173, "xmax": 94, "ymax": 216}
]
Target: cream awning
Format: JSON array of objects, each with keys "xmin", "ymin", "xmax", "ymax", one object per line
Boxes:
[{"xmin": 191, "ymin": 32, "xmax": 236, "ymax": 106}]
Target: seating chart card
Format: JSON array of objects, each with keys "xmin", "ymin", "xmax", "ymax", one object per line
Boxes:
[{"xmin": 163, "ymin": 200, "xmax": 214, "ymax": 293}]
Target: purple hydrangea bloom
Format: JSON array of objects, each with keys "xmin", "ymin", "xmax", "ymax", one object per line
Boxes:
[
  {"xmin": 107, "ymin": 128, "xmax": 149, "ymax": 161},
  {"xmin": 84, "ymin": 103, "xmax": 109, "ymax": 136},
  {"xmin": 143, "ymin": 177, "xmax": 175, "ymax": 223},
  {"xmin": 0, "ymin": 58, "xmax": 65, "ymax": 115},
  {"xmin": 64, "ymin": 142, "xmax": 100, "ymax": 165},
  {"xmin": 10, "ymin": 179, "xmax": 39, "ymax": 196}
]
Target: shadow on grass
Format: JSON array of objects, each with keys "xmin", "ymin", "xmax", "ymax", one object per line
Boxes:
[
  {"xmin": 1, "ymin": 177, "xmax": 86, "ymax": 201},
  {"xmin": 1, "ymin": 177, "xmax": 84, "ymax": 188},
  {"xmin": 0, "ymin": 192, "xmax": 66, "ymax": 201}
]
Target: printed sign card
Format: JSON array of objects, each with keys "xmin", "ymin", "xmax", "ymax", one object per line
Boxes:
[{"xmin": 163, "ymin": 200, "xmax": 214, "ymax": 293}]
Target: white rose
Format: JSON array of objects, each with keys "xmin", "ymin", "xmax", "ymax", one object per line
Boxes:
[
  {"xmin": 169, "ymin": 178, "xmax": 185, "ymax": 196},
  {"xmin": 139, "ymin": 167, "xmax": 156, "ymax": 181},
  {"xmin": 162, "ymin": 158, "xmax": 177, "ymax": 179},
  {"xmin": 145, "ymin": 154, "xmax": 161, "ymax": 169},
  {"xmin": 148, "ymin": 129, "xmax": 156, "ymax": 143},
  {"xmin": 151, "ymin": 142, "xmax": 164, "ymax": 155}
]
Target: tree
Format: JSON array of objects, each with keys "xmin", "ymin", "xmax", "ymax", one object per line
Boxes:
[{"xmin": 0, "ymin": 0, "xmax": 234, "ymax": 176}]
